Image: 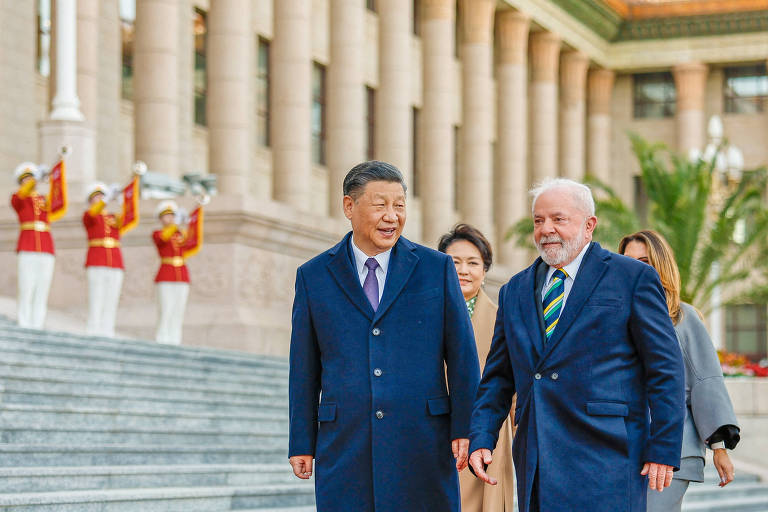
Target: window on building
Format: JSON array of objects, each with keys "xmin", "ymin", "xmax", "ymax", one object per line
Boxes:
[
  {"xmin": 412, "ymin": 107, "xmax": 420, "ymax": 197},
  {"xmin": 256, "ymin": 37, "xmax": 270, "ymax": 147},
  {"xmin": 724, "ymin": 65, "xmax": 768, "ymax": 115},
  {"xmin": 193, "ymin": 9, "xmax": 207, "ymax": 126},
  {"xmin": 725, "ymin": 304, "xmax": 767, "ymax": 360},
  {"xmin": 36, "ymin": 0, "xmax": 52, "ymax": 77},
  {"xmin": 633, "ymin": 72, "xmax": 676, "ymax": 119},
  {"xmin": 454, "ymin": 0, "xmax": 460, "ymax": 59},
  {"xmin": 453, "ymin": 125, "xmax": 460, "ymax": 210},
  {"xmin": 120, "ymin": 0, "xmax": 136, "ymax": 99},
  {"xmin": 367, "ymin": 0, "xmax": 377, "ymax": 12},
  {"xmin": 366, "ymin": 86, "xmax": 375, "ymax": 160},
  {"xmin": 413, "ymin": 0, "xmax": 420, "ymax": 36},
  {"xmin": 312, "ymin": 62, "xmax": 327, "ymax": 165}
]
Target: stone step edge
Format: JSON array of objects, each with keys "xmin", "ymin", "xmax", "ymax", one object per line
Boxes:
[
  {"xmin": 0, "ymin": 444, "xmax": 288, "ymax": 454},
  {"xmin": 0, "ymin": 464, "xmax": 290, "ymax": 477},
  {"xmin": 686, "ymin": 482, "xmax": 768, "ymax": 495},
  {"xmin": 682, "ymin": 495, "xmax": 768, "ymax": 511},
  {"xmin": 0, "ymin": 426, "xmax": 288, "ymax": 437}
]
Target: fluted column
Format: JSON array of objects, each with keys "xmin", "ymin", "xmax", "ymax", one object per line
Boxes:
[
  {"xmin": 587, "ymin": 68, "xmax": 614, "ymax": 183},
  {"xmin": 420, "ymin": 0, "xmax": 456, "ymax": 245},
  {"xmin": 529, "ymin": 31, "xmax": 560, "ymax": 182},
  {"xmin": 272, "ymin": 0, "xmax": 312, "ymax": 210},
  {"xmin": 458, "ymin": 0, "xmax": 495, "ymax": 239},
  {"xmin": 207, "ymin": 0, "xmax": 254, "ymax": 195},
  {"xmin": 76, "ymin": 0, "xmax": 99, "ymax": 124},
  {"xmin": 327, "ymin": 0, "xmax": 365, "ymax": 217},
  {"xmin": 559, "ymin": 51, "xmax": 588, "ymax": 181},
  {"xmin": 495, "ymin": 10, "xmax": 529, "ymax": 268},
  {"xmin": 51, "ymin": 0, "xmax": 84, "ymax": 121},
  {"xmin": 376, "ymin": 0, "xmax": 412, "ymax": 190},
  {"xmin": 673, "ymin": 62, "xmax": 708, "ymax": 154},
  {"xmin": 134, "ymin": 0, "xmax": 180, "ymax": 176}
]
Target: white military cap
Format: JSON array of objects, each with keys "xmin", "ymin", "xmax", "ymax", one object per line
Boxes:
[
  {"xmin": 14, "ymin": 162, "xmax": 38, "ymax": 183},
  {"xmin": 156, "ymin": 200, "xmax": 179, "ymax": 218},
  {"xmin": 85, "ymin": 181, "xmax": 109, "ymax": 202}
]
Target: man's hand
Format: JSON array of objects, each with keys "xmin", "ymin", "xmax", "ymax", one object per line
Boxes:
[
  {"xmin": 469, "ymin": 448, "xmax": 498, "ymax": 485},
  {"xmin": 713, "ymin": 449, "xmax": 735, "ymax": 487},
  {"xmin": 452, "ymin": 438, "xmax": 469, "ymax": 471},
  {"xmin": 289, "ymin": 455, "xmax": 313, "ymax": 479},
  {"xmin": 641, "ymin": 462, "xmax": 674, "ymax": 492}
]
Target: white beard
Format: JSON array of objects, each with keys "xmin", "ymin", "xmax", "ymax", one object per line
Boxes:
[{"xmin": 536, "ymin": 224, "xmax": 586, "ymax": 267}]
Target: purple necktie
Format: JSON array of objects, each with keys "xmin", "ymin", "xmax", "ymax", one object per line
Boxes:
[{"xmin": 363, "ymin": 257, "xmax": 380, "ymax": 311}]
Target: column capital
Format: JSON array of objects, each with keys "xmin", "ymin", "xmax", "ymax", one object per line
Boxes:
[
  {"xmin": 673, "ymin": 61, "xmax": 708, "ymax": 112},
  {"xmin": 459, "ymin": 0, "xmax": 495, "ymax": 45},
  {"xmin": 497, "ymin": 9, "xmax": 530, "ymax": 65},
  {"xmin": 529, "ymin": 31, "xmax": 560, "ymax": 83},
  {"xmin": 588, "ymin": 68, "xmax": 615, "ymax": 116},
  {"xmin": 560, "ymin": 51, "xmax": 589, "ymax": 105},
  {"xmin": 422, "ymin": 0, "xmax": 455, "ymax": 20}
]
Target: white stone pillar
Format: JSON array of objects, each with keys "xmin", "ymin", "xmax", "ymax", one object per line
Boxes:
[
  {"xmin": 420, "ymin": 0, "xmax": 456, "ymax": 245},
  {"xmin": 673, "ymin": 62, "xmax": 708, "ymax": 155},
  {"xmin": 207, "ymin": 0, "xmax": 254, "ymax": 195},
  {"xmin": 327, "ymin": 0, "xmax": 366, "ymax": 217},
  {"xmin": 495, "ymin": 10, "xmax": 529, "ymax": 268},
  {"xmin": 133, "ymin": 0, "xmax": 180, "ymax": 177},
  {"xmin": 587, "ymin": 68, "xmax": 614, "ymax": 183},
  {"xmin": 376, "ymin": 0, "xmax": 413, "ymax": 189},
  {"xmin": 529, "ymin": 31, "xmax": 560, "ymax": 183},
  {"xmin": 458, "ymin": 0, "xmax": 495, "ymax": 239},
  {"xmin": 76, "ymin": 0, "xmax": 99, "ymax": 124},
  {"xmin": 51, "ymin": 0, "xmax": 84, "ymax": 121},
  {"xmin": 559, "ymin": 50, "xmax": 589, "ymax": 181},
  {"xmin": 272, "ymin": 0, "xmax": 312, "ymax": 211}
]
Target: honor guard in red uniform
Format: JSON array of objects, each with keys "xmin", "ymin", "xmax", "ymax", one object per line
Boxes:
[
  {"xmin": 11, "ymin": 162, "xmax": 56, "ymax": 328},
  {"xmin": 83, "ymin": 182, "xmax": 124, "ymax": 337},
  {"xmin": 153, "ymin": 200, "xmax": 204, "ymax": 344}
]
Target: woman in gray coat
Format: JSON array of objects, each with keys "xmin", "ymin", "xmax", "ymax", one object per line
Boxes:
[{"xmin": 620, "ymin": 230, "xmax": 740, "ymax": 512}]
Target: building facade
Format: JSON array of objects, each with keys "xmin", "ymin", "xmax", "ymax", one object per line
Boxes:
[{"xmin": 1, "ymin": 0, "xmax": 767, "ymax": 357}]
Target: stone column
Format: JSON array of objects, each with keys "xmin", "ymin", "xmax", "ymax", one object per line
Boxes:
[
  {"xmin": 50, "ymin": 0, "xmax": 84, "ymax": 121},
  {"xmin": 673, "ymin": 62, "xmax": 708, "ymax": 155},
  {"xmin": 133, "ymin": 0, "xmax": 180, "ymax": 177},
  {"xmin": 76, "ymin": 0, "xmax": 99, "ymax": 124},
  {"xmin": 327, "ymin": 0, "xmax": 365, "ymax": 217},
  {"xmin": 458, "ymin": 0, "xmax": 495, "ymax": 239},
  {"xmin": 495, "ymin": 10, "xmax": 529, "ymax": 267},
  {"xmin": 529, "ymin": 31, "xmax": 560, "ymax": 183},
  {"xmin": 272, "ymin": 0, "xmax": 312, "ymax": 211},
  {"xmin": 207, "ymin": 0, "xmax": 254, "ymax": 195},
  {"xmin": 420, "ymin": 0, "xmax": 456, "ymax": 245},
  {"xmin": 559, "ymin": 51, "xmax": 589, "ymax": 181},
  {"xmin": 376, "ymin": 0, "xmax": 412, "ymax": 189},
  {"xmin": 587, "ymin": 68, "xmax": 614, "ymax": 183}
]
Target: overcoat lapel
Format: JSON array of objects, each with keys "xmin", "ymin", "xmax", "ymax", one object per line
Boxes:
[
  {"xmin": 326, "ymin": 233, "xmax": 374, "ymax": 321},
  {"xmin": 518, "ymin": 263, "xmax": 544, "ymax": 361},
  {"xmin": 374, "ymin": 237, "xmax": 418, "ymax": 322},
  {"xmin": 536, "ymin": 242, "xmax": 609, "ymax": 366}
]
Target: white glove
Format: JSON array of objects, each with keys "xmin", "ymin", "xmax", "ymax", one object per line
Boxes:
[
  {"xmin": 175, "ymin": 208, "xmax": 190, "ymax": 226},
  {"xmin": 105, "ymin": 183, "xmax": 121, "ymax": 203}
]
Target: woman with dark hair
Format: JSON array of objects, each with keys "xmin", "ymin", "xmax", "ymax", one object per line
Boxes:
[
  {"xmin": 619, "ymin": 230, "xmax": 740, "ymax": 512},
  {"xmin": 439, "ymin": 224, "xmax": 515, "ymax": 511}
]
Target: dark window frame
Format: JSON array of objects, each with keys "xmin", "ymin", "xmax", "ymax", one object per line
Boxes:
[
  {"xmin": 723, "ymin": 64, "xmax": 768, "ymax": 115},
  {"xmin": 725, "ymin": 304, "xmax": 768, "ymax": 360},
  {"xmin": 412, "ymin": 106, "xmax": 420, "ymax": 198},
  {"xmin": 366, "ymin": 0, "xmax": 377, "ymax": 12},
  {"xmin": 256, "ymin": 36, "xmax": 271, "ymax": 147},
  {"xmin": 312, "ymin": 62, "xmax": 327, "ymax": 166},
  {"xmin": 193, "ymin": 8, "xmax": 208, "ymax": 126},
  {"xmin": 366, "ymin": 86, "xmax": 375, "ymax": 161},
  {"xmin": 633, "ymin": 71, "xmax": 676, "ymax": 119}
]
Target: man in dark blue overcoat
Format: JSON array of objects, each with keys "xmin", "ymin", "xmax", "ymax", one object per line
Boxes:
[
  {"xmin": 289, "ymin": 161, "xmax": 481, "ymax": 511},
  {"xmin": 469, "ymin": 178, "xmax": 686, "ymax": 512}
]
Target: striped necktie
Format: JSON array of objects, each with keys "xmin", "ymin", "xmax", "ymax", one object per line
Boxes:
[{"xmin": 542, "ymin": 268, "xmax": 568, "ymax": 340}]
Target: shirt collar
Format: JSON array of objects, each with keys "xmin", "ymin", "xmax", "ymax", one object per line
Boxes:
[
  {"xmin": 350, "ymin": 236, "xmax": 392, "ymax": 277},
  {"xmin": 546, "ymin": 241, "xmax": 591, "ymax": 283}
]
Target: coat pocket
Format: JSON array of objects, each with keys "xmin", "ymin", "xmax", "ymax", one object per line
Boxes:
[
  {"xmin": 317, "ymin": 403, "xmax": 337, "ymax": 422},
  {"xmin": 427, "ymin": 396, "xmax": 451, "ymax": 416},
  {"xmin": 585, "ymin": 401, "xmax": 629, "ymax": 417}
]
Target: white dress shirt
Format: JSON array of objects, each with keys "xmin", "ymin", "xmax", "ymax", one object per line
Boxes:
[
  {"xmin": 541, "ymin": 242, "xmax": 591, "ymax": 312},
  {"xmin": 351, "ymin": 237, "xmax": 391, "ymax": 302}
]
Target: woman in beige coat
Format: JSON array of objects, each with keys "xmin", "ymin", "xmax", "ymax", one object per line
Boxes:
[{"xmin": 439, "ymin": 224, "xmax": 516, "ymax": 512}]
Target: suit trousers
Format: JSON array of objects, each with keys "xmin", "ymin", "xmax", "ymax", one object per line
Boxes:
[
  {"xmin": 87, "ymin": 267, "xmax": 124, "ymax": 337},
  {"xmin": 155, "ymin": 282, "xmax": 189, "ymax": 345},
  {"xmin": 17, "ymin": 252, "xmax": 55, "ymax": 329},
  {"xmin": 646, "ymin": 478, "xmax": 689, "ymax": 512}
]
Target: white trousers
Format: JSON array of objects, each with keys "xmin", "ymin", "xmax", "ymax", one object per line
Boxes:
[
  {"xmin": 87, "ymin": 266, "xmax": 124, "ymax": 337},
  {"xmin": 17, "ymin": 252, "xmax": 55, "ymax": 329},
  {"xmin": 156, "ymin": 282, "xmax": 189, "ymax": 345}
]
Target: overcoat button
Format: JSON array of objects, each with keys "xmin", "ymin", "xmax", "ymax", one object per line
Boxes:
[
  {"xmin": 375, "ymin": 410, "xmax": 384, "ymax": 419},
  {"xmin": 372, "ymin": 328, "xmax": 381, "ymax": 336},
  {"xmin": 551, "ymin": 372, "xmax": 559, "ymax": 380},
  {"xmin": 534, "ymin": 373, "xmax": 542, "ymax": 380},
  {"xmin": 374, "ymin": 368, "xmax": 383, "ymax": 377}
]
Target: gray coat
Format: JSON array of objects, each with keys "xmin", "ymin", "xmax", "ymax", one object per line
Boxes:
[{"xmin": 675, "ymin": 302, "xmax": 739, "ymax": 482}]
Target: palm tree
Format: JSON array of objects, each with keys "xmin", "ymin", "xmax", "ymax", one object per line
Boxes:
[{"xmin": 508, "ymin": 133, "xmax": 768, "ymax": 314}]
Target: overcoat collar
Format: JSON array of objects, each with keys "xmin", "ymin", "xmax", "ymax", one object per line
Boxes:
[{"xmin": 326, "ymin": 232, "xmax": 419, "ymax": 322}]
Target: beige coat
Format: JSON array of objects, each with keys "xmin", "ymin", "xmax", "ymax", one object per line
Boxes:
[{"xmin": 460, "ymin": 289, "xmax": 517, "ymax": 512}]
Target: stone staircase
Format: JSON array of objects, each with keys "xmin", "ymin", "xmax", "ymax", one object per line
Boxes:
[
  {"xmin": 0, "ymin": 316, "xmax": 315, "ymax": 511},
  {"xmin": 682, "ymin": 460, "xmax": 768, "ymax": 511}
]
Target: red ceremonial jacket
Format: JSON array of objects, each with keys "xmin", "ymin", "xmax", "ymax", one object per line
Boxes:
[
  {"xmin": 83, "ymin": 210, "xmax": 124, "ymax": 269},
  {"xmin": 153, "ymin": 228, "xmax": 196, "ymax": 283},
  {"xmin": 11, "ymin": 192, "xmax": 55, "ymax": 255}
]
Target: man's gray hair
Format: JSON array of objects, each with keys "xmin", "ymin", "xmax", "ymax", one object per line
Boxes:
[
  {"xmin": 529, "ymin": 178, "xmax": 595, "ymax": 216},
  {"xmin": 343, "ymin": 160, "xmax": 407, "ymax": 200}
]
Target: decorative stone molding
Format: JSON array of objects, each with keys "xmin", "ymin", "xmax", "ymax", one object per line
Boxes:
[
  {"xmin": 560, "ymin": 51, "xmax": 589, "ymax": 106},
  {"xmin": 459, "ymin": 0, "xmax": 496, "ymax": 45},
  {"xmin": 422, "ymin": 0, "xmax": 454, "ymax": 21},
  {"xmin": 587, "ymin": 68, "xmax": 615, "ymax": 116},
  {"xmin": 529, "ymin": 31, "xmax": 561, "ymax": 83},
  {"xmin": 497, "ymin": 10, "xmax": 530, "ymax": 65}
]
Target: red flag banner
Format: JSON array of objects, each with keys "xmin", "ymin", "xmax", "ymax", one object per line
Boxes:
[
  {"xmin": 119, "ymin": 176, "xmax": 140, "ymax": 234},
  {"xmin": 183, "ymin": 206, "xmax": 204, "ymax": 258},
  {"xmin": 47, "ymin": 159, "xmax": 68, "ymax": 222}
]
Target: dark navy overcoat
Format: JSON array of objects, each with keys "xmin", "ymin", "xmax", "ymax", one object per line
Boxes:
[
  {"xmin": 289, "ymin": 232, "xmax": 481, "ymax": 511},
  {"xmin": 470, "ymin": 242, "xmax": 685, "ymax": 512}
]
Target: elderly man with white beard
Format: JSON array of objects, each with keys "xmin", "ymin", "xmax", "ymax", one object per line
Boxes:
[{"xmin": 468, "ymin": 178, "xmax": 685, "ymax": 512}]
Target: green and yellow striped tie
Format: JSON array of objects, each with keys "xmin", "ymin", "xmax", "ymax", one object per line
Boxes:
[{"xmin": 543, "ymin": 268, "xmax": 568, "ymax": 340}]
